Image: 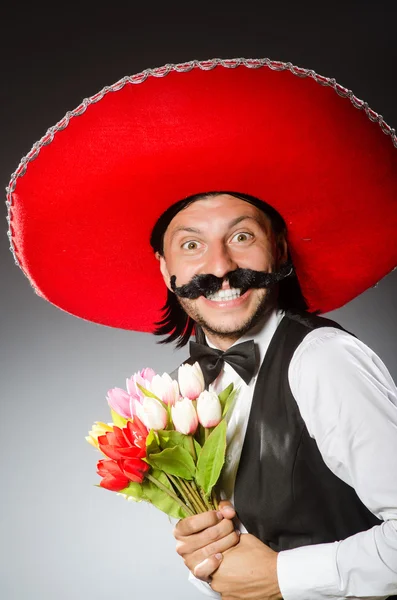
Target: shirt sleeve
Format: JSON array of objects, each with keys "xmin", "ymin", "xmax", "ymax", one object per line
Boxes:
[
  {"xmin": 278, "ymin": 327, "xmax": 397, "ymax": 600},
  {"xmin": 188, "ymin": 571, "xmax": 221, "ymax": 598}
]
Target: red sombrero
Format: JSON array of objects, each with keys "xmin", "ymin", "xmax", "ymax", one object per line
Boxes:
[{"xmin": 6, "ymin": 58, "xmax": 397, "ymax": 332}]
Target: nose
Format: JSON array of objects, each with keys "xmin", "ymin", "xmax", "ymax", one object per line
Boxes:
[{"xmin": 203, "ymin": 241, "xmax": 238, "ymax": 279}]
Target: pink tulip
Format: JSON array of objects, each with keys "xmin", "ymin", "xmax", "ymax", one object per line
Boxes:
[
  {"xmin": 171, "ymin": 397, "xmax": 199, "ymax": 435},
  {"xmin": 197, "ymin": 390, "xmax": 222, "ymax": 428},
  {"xmin": 140, "ymin": 367, "xmax": 156, "ymax": 382},
  {"xmin": 106, "ymin": 387, "xmax": 132, "ymax": 419},
  {"xmin": 151, "ymin": 373, "xmax": 180, "ymax": 406},
  {"xmin": 126, "ymin": 368, "xmax": 156, "ymax": 400},
  {"xmin": 129, "ymin": 394, "xmax": 143, "ymax": 418},
  {"xmin": 178, "ymin": 362, "xmax": 205, "ymax": 400},
  {"xmin": 135, "ymin": 397, "xmax": 168, "ymax": 431}
]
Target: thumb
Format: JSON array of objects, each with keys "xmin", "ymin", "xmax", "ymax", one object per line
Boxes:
[
  {"xmin": 218, "ymin": 500, "xmax": 236, "ymax": 519},
  {"xmin": 193, "ymin": 554, "xmax": 223, "ymax": 582}
]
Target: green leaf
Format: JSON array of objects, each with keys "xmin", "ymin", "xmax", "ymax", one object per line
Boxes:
[
  {"xmin": 165, "ymin": 403, "xmax": 172, "ymax": 429},
  {"xmin": 193, "ymin": 439, "xmax": 202, "ymax": 460},
  {"xmin": 157, "ymin": 430, "xmax": 201, "ymax": 460},
  {"xmin": 147, "ymin": 446, "xmax": 196, "ymax": 480},
  {"xmin": 141, "ymin": 469, "xmax": 188, "ymax": 519},
  {"xmin": 218, "ymin": 383, "xmax": 234, "ymax": 412},
  {"xmin": 196, "ymin": 420, "xmax": 227, "ymax": 496},
  {"xmin": 146, "ymin": 429, "xmax": 161, "ymax": 455},
  {"xmin": 135, "ymin": 382, "xmax": 161, "ymax": 401},
  {"xmin": 118, "ymin": 481, "xmax": 144, "ymax": 502},
  {"xmin": 157, "ymin": 429, "xmax": 186, "ymax": 449},
  {"xmin": 222, "ymin": 386, "xmax": 240, "ymax": 417},
  {"xmin": 110, "ymin": 409, "xmax": 128, "ymax": 428}
]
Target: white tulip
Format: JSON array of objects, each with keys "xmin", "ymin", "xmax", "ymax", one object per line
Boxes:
[
  {"xmin": 136, "ymin": 397, "xmax": 168, "ymax": 431},
  {"xmin": 197, "ymin": 390, "xmax": 222, "ymax": 428},
  {"xmin": 178, "ymin": 362, "xmax": 205, "ymax": 399},
  {"xmin": 151, "ymin": 373, "xmax": 180, "ymax": 406},
  {"xmin": 171, "ymin": 397, "xmax": 199, "ymax": 434}
]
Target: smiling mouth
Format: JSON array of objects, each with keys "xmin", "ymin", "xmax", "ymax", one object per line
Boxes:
[{"xmin": 205, "ymin": 287, "xmax": 242, "ymax": 302}]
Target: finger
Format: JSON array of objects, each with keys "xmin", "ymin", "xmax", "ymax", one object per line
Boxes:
[
  {"xmin": 218, "ymin": 500, "xmax": 236, "ymax": 519},
  {"xmin": 174, "ymin": 509, "xmax": 223, "ymax": 537},
  {"xmin": 175, "ymin": 518, "xmax": 236, "ymax": 556},
  {"xmin": 193, "ymin": 553, "xmax": 223, "ymax": 582},
  {"xmin": 184, "ymin": 529, "xmax": 240, "ymax": 572}
]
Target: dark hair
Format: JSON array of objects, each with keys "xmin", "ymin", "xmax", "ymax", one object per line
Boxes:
[{"xmin": 150, "ymin": 191, "xmax": 308, "ymax": 347}]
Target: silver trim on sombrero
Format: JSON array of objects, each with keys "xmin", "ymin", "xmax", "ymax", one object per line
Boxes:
[{"xmin": 5, "ymin": 57, "xmax": 397, "ymax": 276}]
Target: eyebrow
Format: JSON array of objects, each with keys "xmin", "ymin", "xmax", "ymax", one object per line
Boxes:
[
  {"xmin": 170, "ymin": 215, "xmax": 264, "ymax": 241},
  {"xmin": 229, "ymin": 215, "xmax": 264, "ymax": 228}
]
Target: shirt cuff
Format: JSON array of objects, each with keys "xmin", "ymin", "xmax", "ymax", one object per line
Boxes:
[
  {"xmin": 277, "ymin": 542, "xmax": 341, "ymax": 600},
  {"xmin": 188, "ymin": 570, "xmax": 221, "ymax": 598}
]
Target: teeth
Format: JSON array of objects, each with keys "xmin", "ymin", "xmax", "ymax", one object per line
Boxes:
[{"xmin": 206, "ymin": 288, "xmax": 242, "ymax": 302}]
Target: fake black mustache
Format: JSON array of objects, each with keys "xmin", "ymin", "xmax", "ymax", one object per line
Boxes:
[{"xmin": 170, "ymin": 261, "xmax": 294, "ymax": 299}]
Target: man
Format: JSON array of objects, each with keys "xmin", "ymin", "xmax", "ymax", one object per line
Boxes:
[
  {"xmin": 153, "ymin": 190, "xmax": 292, "ymax": 600},
  {"xmin": 6, "ymin": 58, "xmax": 397, "ymax": 598},
  {"xmin": 152, "ymin": 191, "xmax": 397, "ymax": 600}
]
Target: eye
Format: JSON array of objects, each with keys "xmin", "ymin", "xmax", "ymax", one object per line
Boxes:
[
  {"xmin": 181, "ymin": 240, "xmax": 201, "ymax": 250},
  {"xmin": 231, "ymin": 232, "xmax": 253, "ymax": 243}
]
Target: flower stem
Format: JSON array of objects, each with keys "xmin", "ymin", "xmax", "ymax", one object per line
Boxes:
[
  {"xmin": 197, "ymin": 485, "xmax": 213, "ymax": 511},
  {"xmin": 187, "ymin": 480, "xmax": 208, "ymax": 513},
  {"xmin": 188, "ymin": 435, "xmax": 197, "ymax": 462},
  {"xmin": 211, "ymin": 488, "xmax": 219, "ymax": 510},
  {"xmin": 204, "ymin": 427, "xmax": 213, "ymax": 442},
  {"xmin": 166, "ymin": 403, "xmax": 173, "ymax": 430},
  {"xmin": 167, "ymin": 474, "xmax": 195, "ymax": 512},
  {"xmin": 146, "ymin": 473, "xmax": 194, "ymax": 517},
  {"xmin": 179, "ymin": 478, "xmax": 203, "ymax": 514}
]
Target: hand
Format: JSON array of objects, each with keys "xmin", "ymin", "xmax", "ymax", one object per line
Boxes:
[
  {"xmin": 195, "ymin": 533, "xmax": 282, "ymax": 600},
  {"xmin": 173, "ymin": 500, "xmax": 240, "ymax": 580}
]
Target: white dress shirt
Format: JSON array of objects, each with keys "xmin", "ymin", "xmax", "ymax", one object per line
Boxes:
[{"xmin": 188, "ymin": 308, "xmax": 397, "ymax": 600}]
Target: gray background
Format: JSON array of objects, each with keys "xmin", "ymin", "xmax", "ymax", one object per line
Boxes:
[{"xmin": 1, "ymin": 3, "xmax": 396, "ymax": 599}]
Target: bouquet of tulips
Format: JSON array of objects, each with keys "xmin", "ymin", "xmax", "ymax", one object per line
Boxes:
[{"xmin": 86, "ymin": 363, "xmax": 238, "ymax": 518}]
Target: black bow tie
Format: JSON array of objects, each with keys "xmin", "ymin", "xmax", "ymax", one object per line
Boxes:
[{"xmin": 189, "ymin": 339, "xmax": 256, "ymax": 388}]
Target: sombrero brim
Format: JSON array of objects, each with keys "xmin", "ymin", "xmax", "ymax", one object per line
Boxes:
[{"xmin": 6, "ymin": 58, "xmax": 397, "ymax": 331}]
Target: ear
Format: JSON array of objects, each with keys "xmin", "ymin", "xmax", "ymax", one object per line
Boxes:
[{"xmin": 156, "ymin": 252, "xmax": 173, "ymax": 292}]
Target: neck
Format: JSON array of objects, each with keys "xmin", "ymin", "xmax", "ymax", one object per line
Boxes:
[
  {"xmin": 204, "ymin": 331, "xmax": 241, "ymax": 351},
  {"xmin": 199, "ymin": 304, "xmax": 276, "ymax": 351}
]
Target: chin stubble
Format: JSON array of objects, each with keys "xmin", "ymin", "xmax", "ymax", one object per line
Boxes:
[{"xmin": 177, "ymin": 287, "xmax": 277, "ymax": 341}]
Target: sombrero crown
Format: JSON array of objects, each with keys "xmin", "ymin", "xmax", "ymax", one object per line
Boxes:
[{"xmin": 6, "ymin": 58, "xmax": 397, "ymax": 331}]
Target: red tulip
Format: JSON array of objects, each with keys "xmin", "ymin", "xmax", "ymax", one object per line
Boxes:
[
  {"xmin": 97, "ymin": 459, "xmax": 130, "ymax": 491},
  {"xmin": 126, "ymin": 416, "xmax": 149, "ymax": 450},
  {"xmin": 121, "ymin": 458, "xmax": 150, "ymax": 482},
  {"xmin": 97, "ymin": 418, "xmax": 149, "ymax": 486}
]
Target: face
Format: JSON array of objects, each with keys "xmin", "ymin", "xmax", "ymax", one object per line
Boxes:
[{"xmin": 157, "ymin": 194, "xmax": 287, "ymax": 345}]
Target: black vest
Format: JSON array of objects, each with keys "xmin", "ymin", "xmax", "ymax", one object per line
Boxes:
[{"xmin": 234, "ymin": 311, "xmax": 383, "ymax": 550}]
